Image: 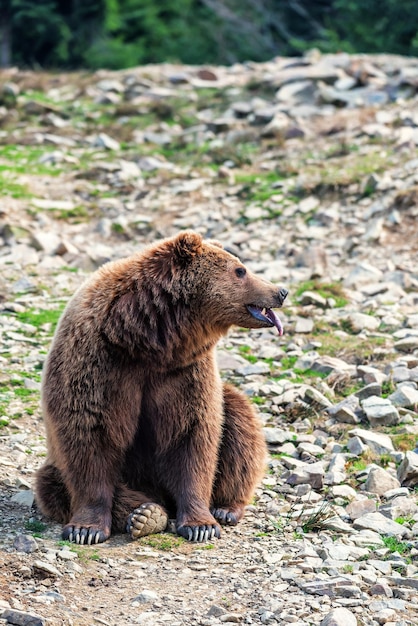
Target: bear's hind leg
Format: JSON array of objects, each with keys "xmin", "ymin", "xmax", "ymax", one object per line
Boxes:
[
  {"xmin": 36, "ymin": 464, "xmax": 71, "ymax": 524},
  {"xmin": 112, "ymin": 485, "xmax": 168, "ymax": 539},
  {"xmin": 211, "ymin": 384, "xmax": 267, "ymax": 526}
]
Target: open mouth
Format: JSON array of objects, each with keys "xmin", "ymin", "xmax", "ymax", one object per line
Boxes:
[{"xmin": 246, "ymin": 305, "xmax": 284, "ymax": 336}]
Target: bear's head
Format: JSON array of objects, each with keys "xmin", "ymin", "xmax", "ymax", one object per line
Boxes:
[{"xmin": 149, "ymin": 231, "xmax": 287, "ymax": 336}]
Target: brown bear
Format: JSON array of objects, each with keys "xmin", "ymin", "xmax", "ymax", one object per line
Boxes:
[{"xmin": 35, "ymin": 231, "xmax": 287, "ymax": 544}]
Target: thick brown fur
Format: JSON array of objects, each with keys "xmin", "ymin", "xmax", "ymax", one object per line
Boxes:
[{"xmin": 36, "ymin": 232, "xmax": 287, "ymax": 544}]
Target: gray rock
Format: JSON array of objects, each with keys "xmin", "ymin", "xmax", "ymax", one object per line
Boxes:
[
  {"xmin": 10, "ymin": 490, "xmax": 34, "ymax": 508},
  {"xmin": 13, "ymin": 534, "xmax": 38, "ymax": 553},
  {"xmin": 327, "ymin": 395, "xmax": 361, "ymax": 424},
  {"xmin": 344, "ymin": 262, "xmax": 383, "ymax": 287},
  {"xmin": 285, "ymin": 461, "xmax": 324, "ymax": 489},
  {"xmin": 379, "ymin": 496, "xmax": 418, "ymax": 520},
  {"xmin": 143, "ymin": 131, "xmax": 174, "ymax": 146},
  {"xmin": 397, "ymin": 450, "xmax": 418, "ymax": 487},
  {"xmin": 355, "ymin": 382, "xmax": 382, "ymax": 400},
  {"xmin": 394, "ymin": 336, "xmax": 418, "ymax": 352},
  {"xmin": 300, "ymin": 577, "xmax": 361, "ymax": 597},
  {"xmin": 320, "ymin": 607, "xmax": 357, "ymax": 626},
  {"xmin": 298, "ymin": 290, "xmax": 327, "ymax": 308},
  {"xmin": 206, "ymin": 605, "xmax": 227, "ymax": 617},
  {"xmin": 343, "ymin": 312, "xmax": 380, "ymax": 333},
  {"xmin": 361, "ymin": 395, "xmax": 399, "ymax": 426},
  {"xmin": 93, "ymin": 133, "xmax": 120, "ymax": 150},
  {"xmin": 295, "ymin": 317, "xmax": 314, "ymax": 333},
  {"xmin": 310, "ymin": 356, "xmax": 355, "ymax": 376},
  {"xmin": 132, "ymin": 590, "xmax": 159, "ymax": 603},
  {"xmin": 388, "ymin": 385, "xmax": 418, "ymax": 408},
  {"xmin": 365, "ymin": 466, "xmax": 401, "ymax": 496},
  {"xmin": 369, "ymin": 582, "xmax": 393, "ymax": 597},
  {"xmin": 357, "ymin": 365, "xmax": 387, "ymax": 385},
  {"xmin": 352, "ymin": 512, "xmax": 408, "ymax": 536},
  {"xmin": 297, "ymin": 441, "xmax": 325, "ymax": 456},
  {"xmin": 237, "ymin": 362, "xmax": 270, "ymax": 376},
  {"xmin": 346, "ymin": 436, "xmax": 369, "ymax": 456},
  {"xmin": 30, "ymin": 232, "xmax": 62, "ymax": 254},
  {"xmin": 217, "ymin": 350, "xmax": 248, "ymax": 371},
  {"xmin": 263, "ymin": 428, "xmax": 288, "ymax": 445},
  {"xmin": 368, "ymin": 598, "xmax": 406, "ymax": 611},
  {"xmin": 33, "ymin": 560, "xmax": 61, "ymax": 577},
  {"xmin": 349, "ymin": 428, "xmax": 394, "ymax": 455},
  {"xmin": 1, "ymin": 609, "xmax": 45, "ymax": 626},
  {"xmin": 325, "ymin": 453, "xmax": 347, "ymax": 485},
  {"xmin": 346, "ymin": 498, "xmax": 377, "ymax": 520},
  {"xmin": 304, "ymin": 386, "xmax": 333, "ymax": 408}
]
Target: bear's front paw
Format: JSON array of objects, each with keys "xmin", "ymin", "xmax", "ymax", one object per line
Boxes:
[
  {"xmin": 62, "ymin": 524, "xmax": 110, "ymax": 545},
  {"xmin": 127, "ymin": 502, "xmax": 168, "ymax": 539},
  {"xmin": 177, "ymin": 523, "xmax": 221, "ymax": 542}
]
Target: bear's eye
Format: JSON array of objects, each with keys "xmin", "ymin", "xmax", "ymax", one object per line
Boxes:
[{"xmin": 235, "ymin": 267, "xmax": 246, "ymax": 279}]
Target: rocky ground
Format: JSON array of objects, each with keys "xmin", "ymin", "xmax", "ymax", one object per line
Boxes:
[{"xmin": 1, "ymin": 51, "xmax": 418, "ymax": 626}]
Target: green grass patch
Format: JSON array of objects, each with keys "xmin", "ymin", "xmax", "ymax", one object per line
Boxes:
[
  {"xmin": 53, "ymin": 206, "xmax": 90, "ymax": 221},
  {"xmin": 139, "ymin": 533, "xmax": 185, "ymax": 551},
  {"xmin": 345, "ymin": 458, "xmax": 368, "ymax": 473},
  {"xmin": 295, "ymin": 279, "xmax": 348, "ymax": 308},
  {"xmin": 238, "ymin": 345, "xmax": 258, "ymax": 363},
  {"xmin": 235, "ymin": 171, "xmax": 284, "ymax": 204},
  {"xmin": 280, "ymin": 356, "xmax": 298, "ymax": 370},
  {"xmin": 382, "ymin": 536, "xmax": 411, "ymax": 554},
  {"xmin": 12, "ymin": 387, "xmax": 35, "ymax": 399},
  {"xmin": 58, "ymin": 541, "xmax": 102, "ymax": 561},
  {"xmin": 391, "ymin": 433, "xmax": 417, "ymax": 451},
  {"xmin": 16, "ymin": 305, "xmax": 65, "ymax": 330},
  {"xmin": 294, "ymin": 367, "xmax": 328, "ymax": 379},
  {"xmin": 25, "ymin": 519, "xmax": 47, "ymax": 535},
  {"xmin": 0, "ymin": 173, "xmax": 30, "ymax": 198}
]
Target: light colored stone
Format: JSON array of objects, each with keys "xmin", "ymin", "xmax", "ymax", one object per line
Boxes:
[
  {"xmin": 298, "ymin": 290, "xmax": 327, "ymax": 308},
  {"xmin": 346, "ymin": 436, "xmax": 369, "ymax": 456},
  {"xmin": 344, "ymin": 312, "xmax": 380, "ymax": 333},
  {"xmin": 349, "ymin": 429, "xmax": 394, "ymax": 455},
  {"xmin": 365, "ymin": 466, "xmax": 401, "ymax": 496},
  {"xmin": 295, "ymin": 317, "xmax": 314, "ymax": 333},
  {"xmin": 33, "ymin": 560, "xmax": 61, "ymax": 577},
  {"xmin": 304, "ymin": 386, "xmax": 333, "ymax": 408},
  {"xmin": 346, "ymin": 498, "xmax": 377, "ymax": 520},
  {"xmin": 397, "ymin": 450, "xmax": 418, "ymax": 487},
  {"xmin": 361, "ymin": 396, "xmax": 399, "ymax": 427},
  {"xmin": 132, "ymin": 590, "xmax": 159, "ymax": 604},
  {"xmin": 320, "ymin": 607, "xmax": 357, "ymax": 626},
  {"xmin": 10, "ymin": 490, "xmax": 34, "ymax": 508},
  {"xmin": 388, "ymin": 385, "xmax": 418, "ymax": 408},
  {"xmin": 93, "ymin": 133, "xmax": 121, "ymax": 150},
  {"xmin": 394, "ymin": 336, "xmax": 418, "ymax": 352},
  {"xmin": 352, "ymin": 512, "xmax": 408, "ymax": 536},
  {"xmin": 327, "ymin": 395, "xmax": 360, "ymax": 424}
]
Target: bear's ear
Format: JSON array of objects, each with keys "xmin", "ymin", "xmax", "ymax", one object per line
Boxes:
[
  {"xmin": 172, "ymin": 231, "xmax": 203, "ymax": 262},
  {"xmin": 208, "ymin": 239, "xmax": 223, "ymax": 249}
]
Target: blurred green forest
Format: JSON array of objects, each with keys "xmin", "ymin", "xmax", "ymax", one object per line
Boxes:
[{"xmin": 1, "ymin": 0, "xmax": 418, "ymax": 69}]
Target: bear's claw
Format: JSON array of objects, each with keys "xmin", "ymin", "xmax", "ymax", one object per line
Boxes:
[
  {"xmin": 211, "ymin": 506, "xmax": 243, "ymax": 526},
  {"xmin": 177, "ymin": 524, "xmax": 221, "ymax": 542},
  {"xmin": 127, "ymin": 503, "xmax": 168, "ymax": 539},
  {"xmin": 62, "ymin": 524, "xmax": 109, "ymax": 545}
]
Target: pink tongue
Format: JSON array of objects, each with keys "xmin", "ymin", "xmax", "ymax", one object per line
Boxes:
[{"xmin": 265, "ymin": 309, "xmax": 284, "ymax": 336}]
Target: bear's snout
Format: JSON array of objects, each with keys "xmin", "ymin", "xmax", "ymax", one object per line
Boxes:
[{"xmin": 277, "ymin": 288, "xmax": 288, "ymax": 305}]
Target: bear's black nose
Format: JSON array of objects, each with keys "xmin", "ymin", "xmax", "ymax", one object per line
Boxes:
[{"xmin": 278, "ymin": 288, "xmax": 288, "ymax": 304}]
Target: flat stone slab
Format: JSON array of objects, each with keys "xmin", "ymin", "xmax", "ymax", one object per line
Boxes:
[{"xmin": 352, "ymin": 511, "xmax": 408, "ymax": 537}]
